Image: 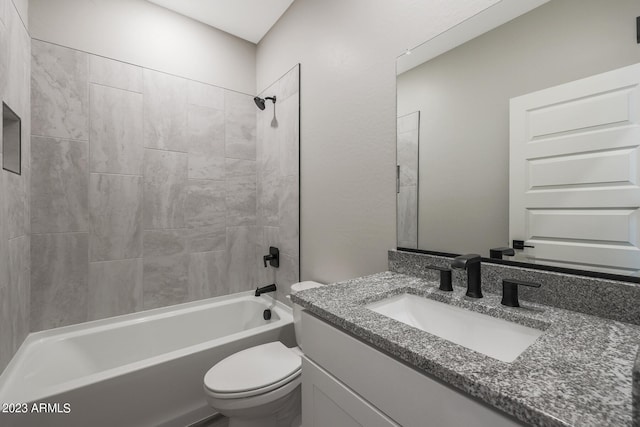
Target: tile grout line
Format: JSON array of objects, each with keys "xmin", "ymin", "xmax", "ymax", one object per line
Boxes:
[
  {"xmin": 32, "ymin": 38, "xmax": 255, "ymax": 97},
  {"xmin": 89, "ymin": 80, "xmax": 143, "ymax": 95},
  {"xmin": 31, "ymin": 134, "xmax": 89, "ymax": 143}
]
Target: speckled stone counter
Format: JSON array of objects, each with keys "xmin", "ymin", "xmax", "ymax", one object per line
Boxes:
[
  {"xmin": 389, "ymin": 249, "xmax": 640, "ymax": 325},
  {"xmin": 291, "ymin": 271, "xmax": 640, "ymax": 427}
]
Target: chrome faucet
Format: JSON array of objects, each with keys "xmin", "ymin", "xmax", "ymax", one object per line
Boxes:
[{"xmin": 451, "ymin": 254, "xmax": 482, "ymax": 298}]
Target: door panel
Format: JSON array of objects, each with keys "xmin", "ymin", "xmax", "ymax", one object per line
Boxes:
[{"xmin": 510, "ymin": 63, "xmax": 640, "ymax": 274}]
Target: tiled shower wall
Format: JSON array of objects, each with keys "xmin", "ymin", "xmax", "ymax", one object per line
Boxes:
[
  {"xmin": 396, "ymin": 112, "xmax": 419, "ymax": 248},
  {"xmin": 29, "ymin": 39, "xmax": 276, "ymax": 331},
  {"xmin": 256, "ymin": 65, "xmax": 300, "ymax": 304},
  {"xmin": 0, "ymin": 0, "xmax": 31, "ymax": 373}
]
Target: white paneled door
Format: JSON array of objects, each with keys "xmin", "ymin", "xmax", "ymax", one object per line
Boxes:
[{"xmin": 510, "ymin": 63, "xmax": 640, "ymax": 275}]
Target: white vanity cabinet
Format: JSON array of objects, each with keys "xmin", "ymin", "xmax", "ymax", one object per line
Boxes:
[
  {"xmin": 300, "ymin": 311, "xmax": 524, "ymax": 427},
  {"xmin": 302, "ymin": 357, "xmax": 399, "ymax": 427}
]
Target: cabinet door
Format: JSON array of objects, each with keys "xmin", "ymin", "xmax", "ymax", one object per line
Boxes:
[{"xmin": 302, "ymin": 357, "xmax": 399, "ymax": 427}]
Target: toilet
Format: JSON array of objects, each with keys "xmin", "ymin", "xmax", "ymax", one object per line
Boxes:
[{"xmin": 203, "ymin": 281, "xmax": 323, "ymax": 427}]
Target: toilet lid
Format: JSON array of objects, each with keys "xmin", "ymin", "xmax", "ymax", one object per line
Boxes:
[{"xmin": 204, "ymin": 342, "xmax": 301, "ymax": 395}]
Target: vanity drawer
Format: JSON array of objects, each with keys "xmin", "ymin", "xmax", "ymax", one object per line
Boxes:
[
  {"xmin": 302, "ymin": 356, "xmax": 399, "ymax": 427},
  {"xmin": 300, "ymin": 310, "xmax": 523, "ymax": 427}
]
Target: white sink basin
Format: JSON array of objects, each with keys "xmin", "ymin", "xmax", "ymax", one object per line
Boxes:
[{"xmin": 366, "ymin": 293, "xmax": 543, "ymax": 362}]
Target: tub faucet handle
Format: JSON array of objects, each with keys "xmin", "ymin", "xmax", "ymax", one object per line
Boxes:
[{"xmin": 263, "ymin": 246, "xmax": 280, "ymax": 268}]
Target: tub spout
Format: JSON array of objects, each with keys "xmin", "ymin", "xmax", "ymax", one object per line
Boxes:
[{"xmin": 255, "ymin": 283, "xmax": 277, "ymax": 296}]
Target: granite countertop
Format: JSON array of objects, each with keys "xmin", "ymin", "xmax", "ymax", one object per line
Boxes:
[{"xmin": 291, "ymin": 271, "xmax": 640, "ymax": 427}]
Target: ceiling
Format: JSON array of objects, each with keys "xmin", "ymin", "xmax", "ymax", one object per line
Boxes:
[{"xmin": 147, "ymin": 0, "xmax": 295, "ymax": 44}]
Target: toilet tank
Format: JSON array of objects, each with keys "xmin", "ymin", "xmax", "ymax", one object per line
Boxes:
[{"xmin": 289, "ymin": 281, "xmax": 324, "ymax": 345}]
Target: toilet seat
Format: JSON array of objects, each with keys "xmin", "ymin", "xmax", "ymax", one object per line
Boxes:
[{"xmin": 204, "ymin": 342, "xmax": 302, "ymax": 399}]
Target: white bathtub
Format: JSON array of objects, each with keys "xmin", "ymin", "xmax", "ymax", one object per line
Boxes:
[{"xmin": 0, "ymin": 292, "xmax": 295, "ymax": 427}]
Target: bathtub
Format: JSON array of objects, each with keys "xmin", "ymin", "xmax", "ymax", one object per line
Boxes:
[{"xmin": 0, "ymin": 292, "xmax": 295, "ymax": 427}]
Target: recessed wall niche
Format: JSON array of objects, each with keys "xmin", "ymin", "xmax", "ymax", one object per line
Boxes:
[{"xmin": 2, "ymin": 102, "xmax": 21, "ymax": 175}]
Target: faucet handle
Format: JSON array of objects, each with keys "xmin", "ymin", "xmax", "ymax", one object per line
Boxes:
[
  {"xmin": 451, "ymin": 254, "xmax": 481, "ymax": 270},
  {"xmin": 501, "ymin": 279, "xmax": 541, "ymax": 307},
  {"xmin": 489, "ymin": 247, "xmax": 515, "ymax": 259},
  {"xmin": 263, "ymin": 246, "xmax": 280, "ymax": 268},
  {"xmin": 426, "ymin": 266, "xmax": 453, "ymax": 291}
]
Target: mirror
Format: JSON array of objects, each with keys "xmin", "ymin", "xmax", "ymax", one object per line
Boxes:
[{"xmin": 396, "ymin": 0, "xmax": 640, "ymax": 277}]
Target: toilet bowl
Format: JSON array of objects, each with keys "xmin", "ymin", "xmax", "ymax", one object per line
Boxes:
[{"xmin": 203, "ymin": 281, "xmax": 323, "ymax": 427}]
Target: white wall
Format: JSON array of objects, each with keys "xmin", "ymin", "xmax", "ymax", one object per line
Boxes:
[
  {"xmin": 29, "ymin": 0, "xmax": 256, "ymax": 94},
  {"xmin": 256, "ymin": 0, "xmax": 500, "ymax": 284}
]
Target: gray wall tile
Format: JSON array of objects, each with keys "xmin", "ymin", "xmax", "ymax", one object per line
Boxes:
[
  {"xmin": 89, "ymin": 84, "xmax": 144, "ymax": 175},
  {"xmin": 225, "ymin": 90, "xmax": 256, "ymax": 160},
  {"xmin": 185, "ymin": 180, "xmax": 226, "ymax": 252},
  {"xmin": 257, "ymin": 227, "xmax": 278, "ymax": 288},
  {"xmin": 397, "ymin": 186, "xmax": 418, "ymax": 248},
  {"xmin": 4, "ymin": 170, "xmax": 27, "ymax": 239},
  {"xmin": 188, "ymin": 251, "xmax": 227, "ymax": 300},
  {"xmin": 226, "ymin": 158, "xmax": 257, "ymax": 182},
  {"xmin": 30, "ymin": 233, "xmax": 88, "ymax": 331},
  {"xmin": 31, "ymin": 40, "xmax": 88, "ymax": 140},
  {"xmin": 397, "ymin": 130, "xmax": 418, "ymax": 186},
  {"xmin": 226, "ymin": 226, "xmax": 258, "ymax": 294},
  {"xmin": 0, "ymin": 285, "xmax": 13, "ymax": 373},
  {"xmin": 89, "ymin": 55, "xmax": 143, "ymax": 93},
  {"xmin": 142, "ymin": 228, "xmax": 191, "ymax": 309},
  {"xmin": 143, "ymin": 149, "xmax": 187, "ymax": 229},
  {"xmin": 89, "ymin": 174, "xmax": 143, "ymax": 261},
  {"xmin": 25, "ymin": 43, "xmax": 299, "ymax": 336},
  {"xmin": 143, "ymin": 69, "xmax": 187, "ymax": 152},
  {"xmin": 258, "ymin": 172, "xmax": 280, "ymax": 227},
  {"xmin": 188, "ymin": 155, "xmax": 225, "ymax": 182},
  {"xmin": 279, "ymin": 175, "xmax": 299, "ymax": 257},
  {"xmin": 31, "ymin": 136, "xmax": 88, "ymax": 233},
  {"xmin": 226, "ymin": 158, "xmax": 256, "ymax": 226},
  {"xmin": 143, "ymin": 254, "xmax": 189, "ymax": 310},
  {"xmin": 187, "ymin": 104, "xmax": 225, "ymax": 180},
  {"xmin": 278, "ymin": 95, "xmax": 300, "ymax": 178},
  {"xmin": 88, "ymin": 258, "xmax": 143, "ymax": 320},
  {"xmin": 144, "ymin": 229, "xmax": 187, "ymax": 257},
  {"xmin": 8, "ymin": 235, "xmax": 29, "ymax": 349},
  {"xmin": 188, "ymin": 80, "xmax": 224, "ymax": 110}
]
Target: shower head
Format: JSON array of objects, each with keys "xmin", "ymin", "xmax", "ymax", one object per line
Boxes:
[
  {"xmin": 253, "ymin": 96, "xmax": 276, "ymax": 110},
  {"xmin": 253, "ymin": 97, "xmax": 265, "ymax": 110}
]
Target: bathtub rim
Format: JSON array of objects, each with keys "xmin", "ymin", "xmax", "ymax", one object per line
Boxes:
[{"xmin": 0, "ymin": 292, "xmax": 293, "ymax": 404}]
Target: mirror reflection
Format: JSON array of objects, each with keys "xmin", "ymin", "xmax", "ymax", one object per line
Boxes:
[{"xmin": 396, "ymin": 0, "xmax": 640, "ymax": 276}]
